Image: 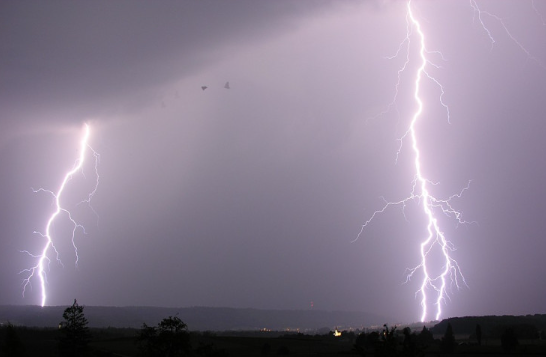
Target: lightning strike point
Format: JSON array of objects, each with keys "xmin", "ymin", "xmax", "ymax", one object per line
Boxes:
[{"xmin": 20, "ymin": 123, "xmax": 100, "ymax": 307}]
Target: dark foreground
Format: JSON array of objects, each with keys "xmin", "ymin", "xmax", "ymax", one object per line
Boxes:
[{"xmin": 2, "ymin": 326, "xmax": 546, "ymax": 357}]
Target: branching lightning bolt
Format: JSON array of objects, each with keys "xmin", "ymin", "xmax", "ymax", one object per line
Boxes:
[
  {"xmin": 20, "ymin": 124, "xmax": 100, "ymax": 307},
  {"xmin": 470, "ymin": 0, "xmax": 545, "ymax": 68},
  {"xmin": 531, "ymin": 0, "xmax": 546, "ymax": 26},
  {"xmin": 355, "ymin": 0, "xmax": 472, "ymax": 322}
]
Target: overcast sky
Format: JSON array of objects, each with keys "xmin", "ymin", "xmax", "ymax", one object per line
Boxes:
[{"xmin": 1, "ymin": 0, "xmax": 545, "ymax": 324}]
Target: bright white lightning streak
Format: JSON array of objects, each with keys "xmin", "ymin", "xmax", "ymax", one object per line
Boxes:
[
  {"xmin": 20, "ymin": 124, "xmax": 99, "ymax": 307},
  {"xmin": 356, "ymin": 1, "xmax": 471, "ymax": 322},
  {"xmin": 406, "ymin": 2, "xmax": 468, "ymax": 322}
]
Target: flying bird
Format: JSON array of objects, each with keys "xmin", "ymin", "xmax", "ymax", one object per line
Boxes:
[
  {"xmin": 224, "ymin": 81, "xmax": 230, "ymax": 89},
  {"xmin": 201, "ymin": 86, "xmax": 208, "ymax": 91}
]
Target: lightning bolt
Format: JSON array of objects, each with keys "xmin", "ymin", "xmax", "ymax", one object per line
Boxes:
[
  {"xmin": 355, "ymin": 0, "xmax": 472, "ymax": 322},
  {"xmin": 532, "ymin": 0, "xmax": 546, "ymax": 26},
  {"xmin": 20, "ymin": 123, "xmax": 100, "ymax": 307},
  {"xmin": 403, "ymin": 1, "xmax": 465, "ymax": 323},
  {"xmin": 470, "ymin": 0, "xmax": 545, "ymax": 68}
]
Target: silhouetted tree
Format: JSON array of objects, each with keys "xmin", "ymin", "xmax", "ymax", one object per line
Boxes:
[
  {"xmin": 367, "ymin": 331, "xmax": 380, "ymax": 348},
  {"xmin": 59, "ymin": 299, "xmax": 90, "ymax": 356},
  {"xmin": 416, "ymin": 326, "xmax": 433, "ymax": 348},
  {"xmin": 440, "ymin": 323, "xmax": 456, "ymax": 353},
  {"xmin": 402, "ymin": 327, "xmax": 420, "ymax": 357},
  {"xmin": 377, "ymin": 324, "xmax": 398, "ymax": 357},
  {"xmin": 475, "ymin": 324, "xmax": 482, "ymax": 346},
  {"xmin": 137, "ymin": 315, "xmax": 191, "ymax": 357},
  {"xmin": 501, "ymin": 327, "xmax": 519, "ymax": 352},
  {"xmin": 2, "ymin": 323, "xmax": 26, "ymax": 357}
]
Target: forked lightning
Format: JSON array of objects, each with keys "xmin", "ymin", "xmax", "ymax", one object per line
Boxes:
[
  {"xmin": 20, "ymin": 124, "xmax": 99, "ymax": 307},
  {"xmin": 356, "ymin": 0, "xmax": 471, "ymax": 322}
]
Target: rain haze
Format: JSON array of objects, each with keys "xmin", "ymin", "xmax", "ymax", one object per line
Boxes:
[{"xmin": 1, "ymin": 0, "xmax": 545, "ymax": 324}]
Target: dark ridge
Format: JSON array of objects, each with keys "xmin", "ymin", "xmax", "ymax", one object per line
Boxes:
[{"xmin": 431, "ymin": 314, "xmax": 546, "ymax": 338}]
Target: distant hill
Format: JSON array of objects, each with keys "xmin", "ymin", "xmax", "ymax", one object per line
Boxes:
[
  {"xmin": 0, "ymin": 305, "xmax": 388, "ymax": 331},
  {"xmin": 431, "ymin": 315, "xmax": 546, "ymax": 339}
]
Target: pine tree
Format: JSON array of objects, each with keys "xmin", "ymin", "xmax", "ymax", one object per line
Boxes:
[
  {"xmin": 475, "ymin": 324, "xmax": 482, "ymax": 346},
  {"xmin": 440, "ymin": 322, "xmax": 456, "ymax": 353},
  {"xmin": 137, "ymin": 315, "xmax": 191, "ymax": 357},
  {"xmin": 59, "ymin": 299, "xmax": 91, "ymax": 356}
]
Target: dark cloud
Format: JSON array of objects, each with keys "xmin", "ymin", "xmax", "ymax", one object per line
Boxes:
[{"xmin": 0, "ymin": 1, "xmax": 342, "ymax": 138}]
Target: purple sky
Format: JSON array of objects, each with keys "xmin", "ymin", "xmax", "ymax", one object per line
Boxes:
[{"xmin": 1, "ymin": 0, "xmax": 545, "ymax": 324}]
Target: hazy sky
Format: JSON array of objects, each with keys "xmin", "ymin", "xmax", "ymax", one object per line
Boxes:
[{"xmin": 1, "ymin": 0, "xmax": 545, "ymax": 324}]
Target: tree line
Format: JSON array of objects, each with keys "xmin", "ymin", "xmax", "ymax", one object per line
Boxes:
[
  {"xmin": 1, "ymin": 301, "xmax": 544, "ymax": 356},
  {"xmin": 1, "ymin": 299, "xmax": 197, "ymax": 357}
]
